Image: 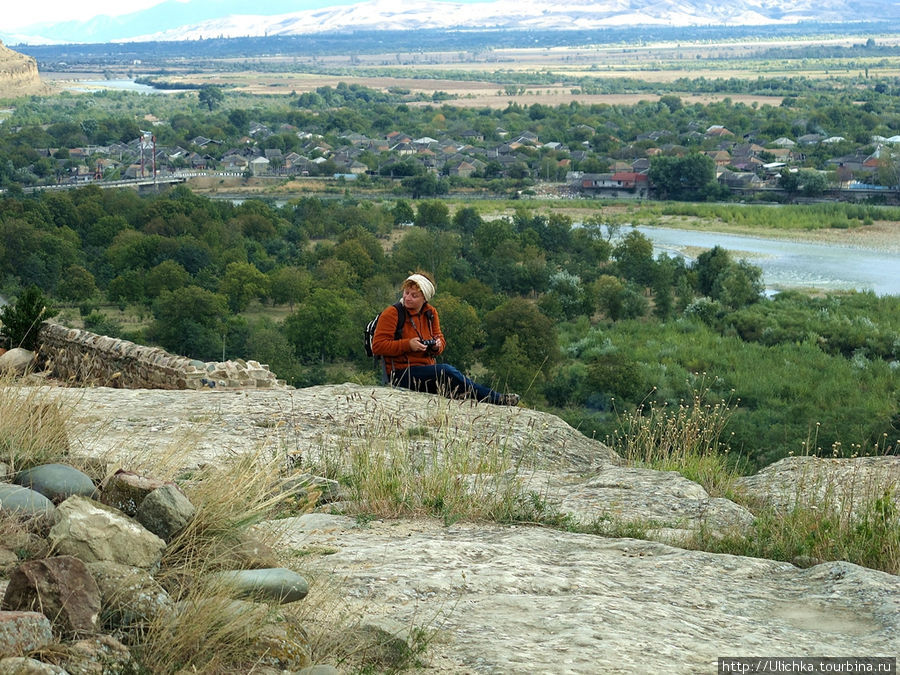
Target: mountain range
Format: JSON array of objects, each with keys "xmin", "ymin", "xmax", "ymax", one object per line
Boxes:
[{"xmin": 5, "ymin": 0, "xmax": 900, "ymax": 45}]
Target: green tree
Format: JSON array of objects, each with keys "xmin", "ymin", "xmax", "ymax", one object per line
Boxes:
[
  {"xmin": 282, "ymin": 288, "xmax": 356, "ymax": 363},
  {"xmin": 716, "ymin": 260, "xmax": 764, "ymax": 309},
  {"xmin": 799, "ymin": 169, "xmax": 828, "ymax": 197},
  {"xmin": 778, "ymin": 168, "xmax": 800, "ymax": 195},
  {"xmin": 433, "ymin": 294, "xmax": 481, "ymax": 371},
  {"xmin": 56, "ymin": 265, "xmax": 97, "ymax": 304},
  {"xmin": 414, "ymin": 200, "xmax": 451, "ymax": 230},
  {"xmin": 452, "ymin": 206, "xmax": 483, "ymax": 236},
  {"xmin": 649, "ymin": 153, "xmax": 717, "ymax": 200},
  {"xmin": 483, "ymin": 298, "xmax": 559, "ymax": 376},
  {"xmin": 694, "ymin": 245, "xmax": 733, "ymax": 297},
  {"xmin": 198, "ymin": 85, "xmax": 225, "ymax": 112},
  {"xmin": 485, "ymin": 334, "xmax": 537, "ymax": 397},
  {"xmin": 147, "ymin": 286, "xmax": 230, "ymax": 360},
  {"xmin": 613, "ymin": 230, "xmax": 655, "ymax": 287},
  {"xmin": 145, "ymin": 260, "xmax": 190, "ymax": 300},
  {"xmin": 270, "ymin": 266, "xmax": 312, "ymax": 310},
  {"xmin": 220, "ymin": 262, "xmax": 271, "ymax": 313},
  {"xmin": 392, "ymin": 228, "xmax": 461, "ymax": 283},
  {"xmin": 592, "ymin": 275, "xmax": 625, "ymax": 321},
  {"xmin": 392, "ymin": 199, "xmax": 415, "ymax": 226}
]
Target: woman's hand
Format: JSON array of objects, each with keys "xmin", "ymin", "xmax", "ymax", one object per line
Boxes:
[{"xmin": 409, "ymin": 337, "xmax": 427, "ymax": 352}]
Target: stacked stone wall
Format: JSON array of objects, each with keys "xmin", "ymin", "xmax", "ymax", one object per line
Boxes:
[{"xmin": 36, "ymin": 322, "xmax": 285, "ymax": 390}]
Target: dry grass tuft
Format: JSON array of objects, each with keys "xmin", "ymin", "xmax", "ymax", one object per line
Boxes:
[{"xmin": 0, "ymin": 378, "xmax": 76, "ymax": 472}]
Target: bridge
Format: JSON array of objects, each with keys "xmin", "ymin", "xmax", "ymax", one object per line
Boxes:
[{"xmin": 15, "ymin": 175, "xmax": 186, "ymax": 195}]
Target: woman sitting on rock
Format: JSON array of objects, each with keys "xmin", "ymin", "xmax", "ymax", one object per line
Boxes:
[{"xmin": 372, "ymin": 273, "xmax": 519, "ymax": 406}]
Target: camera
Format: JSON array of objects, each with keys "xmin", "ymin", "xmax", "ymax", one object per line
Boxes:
[{"xmin": 421, "ymin": 338, "xmax": 438, "ymax": 353}]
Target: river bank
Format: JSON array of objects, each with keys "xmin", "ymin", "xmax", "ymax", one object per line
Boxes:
[{"xmin": 188, "ymin": 175, "xmax": 900, "ymax": 255}]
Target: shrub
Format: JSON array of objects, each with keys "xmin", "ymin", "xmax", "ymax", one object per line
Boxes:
[{"xmin": 0, "ymin": 286, "xmax": 58, "ymax": 351}]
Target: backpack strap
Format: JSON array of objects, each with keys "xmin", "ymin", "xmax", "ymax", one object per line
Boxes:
[{"xmin": 392, "ymin": 302, "xmax": 406, "ymax": 340}]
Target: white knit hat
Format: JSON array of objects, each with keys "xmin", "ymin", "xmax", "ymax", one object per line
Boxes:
[{"xmin": 406, "ymin": 274, "xmax": 435, "ymax": 301}]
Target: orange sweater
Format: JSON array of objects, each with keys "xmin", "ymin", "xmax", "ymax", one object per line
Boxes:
[{"xmin": 371, "ymin": 303, "xmax": 445, "ymax": 374}]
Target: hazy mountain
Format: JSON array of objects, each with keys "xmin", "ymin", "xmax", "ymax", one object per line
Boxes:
[{"xmin": 6, "ymin": 0, "xmax": 900, "ymax": 45}]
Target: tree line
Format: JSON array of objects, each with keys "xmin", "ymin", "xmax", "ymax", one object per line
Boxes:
[{"xmin": 1, "ymin": 186, "xmax": 896, "ymax": 469}]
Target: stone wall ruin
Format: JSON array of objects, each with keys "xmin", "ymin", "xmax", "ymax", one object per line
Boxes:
[{"xmin": 36, "ymin": 322, "xmax": 286, "ymax": 390}]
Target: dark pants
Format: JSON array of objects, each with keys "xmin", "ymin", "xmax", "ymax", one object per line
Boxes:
[{"xmin": 391, "ymin": 363, "xmax": 505, "ymax": 405}]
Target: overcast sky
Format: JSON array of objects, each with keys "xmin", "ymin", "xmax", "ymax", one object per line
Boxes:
[
  {"xmin": 4, "ymin": 0, "xmax": 487, "ymax": 31},
  {"xmin": 7, "ymin": 1, "xmax": 171, "ymax": 30}
]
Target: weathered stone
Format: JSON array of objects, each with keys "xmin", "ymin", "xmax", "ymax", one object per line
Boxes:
[
  {"xmin": 0, "ymin": 348, "xmax": 34, "ymax": 376},
  {"xmin": 25, "ymin": 383, "xmax": 900, "ymax": 672},
  {"xmin": 352, "ymin": 616, "xmax": 417, "ymax": 670},
  {"xmin": 0, "ymin": 657, "xmax": 66, "ymax": 674},
  {"xmin": 281, "ymin": 474, "xmax": 344, "ymax": 506},
  {"xmin": 297, "ymin": 666, "xmax": 342, "ymax": 675},
  {"xmin": 1, "ymin": 556, "xmax": 101, "ymax": 637},
  {"xmin": 0, "ymin": 611, "xmax": 53, "ymax": 658},
  {"xmin": 14, "ymin": 463, "xmax": 96, "ymax": 504},
  {"xmin": 99, "ymin": 470, "xmax": 170, "ymax": 516},
  {"xmin": 48, "ymin": 496, "xmax": 166, "ymax": 569},
  {"xmin": 210, "ymin": 568, "xmax": 309, "ymax": 604},
  {"xmin": 36, "ymin": 322, "xmax": 287, "ymax": 390},
  {"xmin": 272, "ymin": 514, "xmax": 900, "ymax": 674},
  {"xmin": 0, "ymin": 549, "xmax": 17, "ymax": 571},
  {"xmin": 736, "ymin": 456, "xmax": 900, "ymax": 522},
  {"xmin": 0, "ymin": 43, "xmax": 46, "ymax": 97},
  {"xmin": 251, "ymin": 621, "xmax": 311, "ymax": 671},
  {"xmin": 0, "ymin": 533, "xmax": 48, "ymax": 566},
  {"xmin": 59, "ymin": 634, "xmax": 134, "ymax": 675},
  {"xmin": 0, "ymin": 484, "xmax": 56, "ymax": 519},
  {"xmin": 207, "ymin": 532, "xmax": 280, "ymax": 570},
  {"xmin": 135, "ymin": 483, "xmax": 196, "ymax": 542},
  {"xmin": 85, "ymin": 562, "xmax": 171, "ymax": 629},
  {"xmin": 520, "ymin": 465, "xmax": 755, "ymax": 539}
]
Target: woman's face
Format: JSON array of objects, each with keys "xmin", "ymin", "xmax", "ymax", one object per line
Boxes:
[{"xmin": 402, "ymin": 285, "xmax": 426, "ymax": 313}]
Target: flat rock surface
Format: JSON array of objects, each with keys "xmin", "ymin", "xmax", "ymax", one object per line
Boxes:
[
  {"xmin": 51, "ymin": 384, "xmax": 748, "ymax": 534},
  {"xmin": 272, "ymin": 514, "xmax": 899, "ymax": 674},
  {"xmin": 51, "ymin": 383, "xmax": 619, "ymax": 471},
  {"xmin": 21, "ymin": 383, "xmax": 900, "ymax": 672}
]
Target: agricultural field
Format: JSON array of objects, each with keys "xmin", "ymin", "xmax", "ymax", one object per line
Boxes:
[{"xmin": 35, "ymin": 31, "xmax": 900, "ymax": 108}]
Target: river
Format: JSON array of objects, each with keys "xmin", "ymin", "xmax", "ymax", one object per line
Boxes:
[
  {"xmin": 634, "ymin": 226, "xmax": 899, "ymax": 296},
  {"xmin": 62, "ymin": 80, "xmax": 192, "ymax": 94}
]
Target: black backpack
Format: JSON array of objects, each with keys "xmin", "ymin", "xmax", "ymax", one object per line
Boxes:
[{"xmin": 364, "ymin": 302, "xmax": 406, "ymax": 359}]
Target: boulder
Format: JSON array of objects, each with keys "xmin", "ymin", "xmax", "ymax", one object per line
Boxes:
[
  {"xmin": 1, "ymin": 556, "xmax": 101, "ymax": 637},
  {"xmin": 99, "ymin": 470, "xmax": 171, "ymax": 516},
  {"xmin": 0, "ymin": 348, "xmax": 34, "ymax": 376},
  {"xmin": 135, "ymin": 484, "xmax": 196, "ymax": 542},
  {"xmin": 352, "ymin": 616, "xmax": 417, "ymax": 670},
  {"xmin": 209, "ymin": 568, "xmax": 309, "ymax": 604},
  {"xmin": 14, "ymin": 464, "xmax": 96, "ymax": 504},
  {"xmin": 48, "ymin": 496, "xmax": 166, "ymax": 569},
  {"xmin": 59, "ymin": 635, "xmax": 135, "ymax": 675},
  {"xmin": 0, "ymin": 611, "xmax": 53, "ymax": 658},
  {"xmin": 0, "ymin": 484, "xmax": 56, "ymax": 519},
  {"xmin": 0, "ymin": 657, "xmax": 66, "ymax": 674},
  {"xmin": 85, "ymin": 561, "xmax": 171, "ymax": 629}
]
